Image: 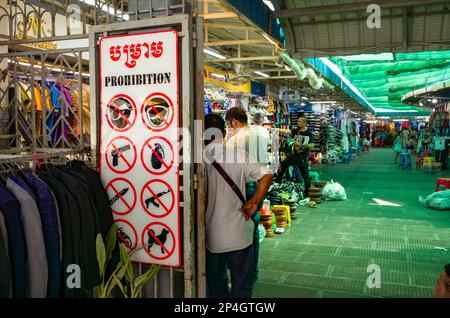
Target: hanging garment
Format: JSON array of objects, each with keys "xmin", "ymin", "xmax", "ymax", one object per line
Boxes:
[
  {"xmin": 0, "ymin": 211, "xmax": 12, "ymax": 298},
  {"xmin": 17, "ymin": 81, "xmax": 32, "ymax": 111},
  {"xmin": 38, "ymin": 172, "xmax": 81, "ymax": 298},
  {"xmin": 68, "ymin": 162, "xmax": 120, "ymax": 278},
  {"xmin": 51, "ymin": 168, "xmax": 101, "ymax": 291},
  {"xmin": 6, "ymin": 178, "xmax": 48, "ymax": 298},
  {"xmin": 0, "ymin": 186, "xmax": 28, "ymax": 298},
  {"xmin": 23, "ymin": 173, "xmax": 61, "ymax": 298}
]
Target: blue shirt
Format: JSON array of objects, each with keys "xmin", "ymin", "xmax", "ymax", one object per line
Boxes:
[
  {"xmin": 23, "ymin": 174, "xmax": 61, "ymax": 298},
  {"xmin": 0, "ymin": 186, "xmax": 27, "ymax": 298}
]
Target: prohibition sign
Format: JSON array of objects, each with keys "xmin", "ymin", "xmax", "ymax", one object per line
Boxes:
[
  {"xmin": 106, "ymin": 177, "xmax": 137, "ymax": 215},
  {"xmin": 141, "ymin": 222, "xmax": 176, "ymax": 260},
  {"xmin": 114, "ymin": 219, "xmax": 138, "ymax": 252},
  {"xmin": 141, "ymin": 92, "xmax": 175, "ymax": 132},
  {"xmin": 105, "ymin": 136, "xmax": 137, "ymax": 174},
  {"xmin": 141, "ymin": 136, "xmax": 174, "ymax": 175},
  {"xmin": 140, "ymin": 179, "xmax": 175, "ymax": 218},
  {"xmin": 105, "ymin": 94, "xmax": 137, "ymax": 132}
]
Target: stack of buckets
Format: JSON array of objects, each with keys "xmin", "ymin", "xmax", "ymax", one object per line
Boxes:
[
  {"xmin": 282, "ymin": 198, "xmax": 297, "ymax": 218},
  {"xmin": 310, "ymin": 180, "xmax": 327, "ymax": 203},
  {"xmin": 308, "ymin": 187, "xmax": 321, "ymax": 204},
  {"xmin": 260, "ymin": 200, "xmax": 274, "ymax": 237},
  {"xmin": 272, "ymin": 206, "xmax": 288, "ymax": 229}
]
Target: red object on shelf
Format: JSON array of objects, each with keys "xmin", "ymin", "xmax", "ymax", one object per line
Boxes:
[{"xmin": 436, "ymin": 178, "xmax": 450, "ymax": 191}]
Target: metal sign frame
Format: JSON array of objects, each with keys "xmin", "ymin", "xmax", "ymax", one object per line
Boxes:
[{"xmin": 89, "ymin": 14, "xmax": 199, "ymax": 298}]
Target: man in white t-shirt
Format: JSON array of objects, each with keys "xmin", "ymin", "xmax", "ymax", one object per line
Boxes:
[
  {"xmin": 204, "ymin": 113, "xmax": 273, "ymax": 298},
  {"xmin": 225, "ymin": 107, "xmax": 270, "ymax": 283}
]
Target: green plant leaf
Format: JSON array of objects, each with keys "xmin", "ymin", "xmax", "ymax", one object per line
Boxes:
[
  {"xmin": 105, "ymin": 224, "xmax": 117, "ymax": 265},
  {"xmin": 106, "ymin": 273, "xmax": 126, "ymax": 298},
  {"xmin": 116, "ymin": 260, "xmax": 128, "ymax": 281},
  {"xmin": 125, "ymin": 260, "xmax": 134, "ymax": 284},
  {"xmin": 96, "ymin": 233, "xmax": 106, "ymax": 279},
  {"xmin": 134, "ymin": 265, "xmax": 160, "ymax": 296},
  {"xmin": 119, "ymin": 243, "xmax": 130, "ymax": 266}
]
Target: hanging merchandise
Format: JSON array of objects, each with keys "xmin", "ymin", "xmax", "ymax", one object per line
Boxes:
[{"xmin": 0, "ymin": 158, "xmax": 117, "ymax": 298}]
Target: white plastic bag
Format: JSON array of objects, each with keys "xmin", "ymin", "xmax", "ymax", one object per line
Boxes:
[
  {"xmin": 322, "ymin": 180, "xmax": 347, "ymax": 201},
  {"xmin": 419, "ymin": 190, "xmax": 450, "ymax": 210}
]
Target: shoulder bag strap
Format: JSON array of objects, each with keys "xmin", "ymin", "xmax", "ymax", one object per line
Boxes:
[{"xmin": 211, "ymin": 160, "xmax": 246, "ymax": 206}]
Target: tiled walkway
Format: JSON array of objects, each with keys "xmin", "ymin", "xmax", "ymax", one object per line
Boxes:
[{"xmin": 254, "ymin": 148, "xmax": 450, "ymax": 298}]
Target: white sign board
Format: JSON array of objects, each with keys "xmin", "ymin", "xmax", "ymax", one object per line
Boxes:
[{"xmin": 99, "ymin": 30, "xmax": 180, "ymax": 267}]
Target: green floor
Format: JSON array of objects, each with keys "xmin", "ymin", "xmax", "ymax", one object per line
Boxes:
[{"xmin": 254, "ymin": 148, "xmax": 450, "ymax": 298}]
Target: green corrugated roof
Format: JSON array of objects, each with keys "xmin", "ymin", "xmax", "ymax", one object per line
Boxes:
[{"xmin": 327, "ymin": 50, "xmax": 450, "ymax": 115}]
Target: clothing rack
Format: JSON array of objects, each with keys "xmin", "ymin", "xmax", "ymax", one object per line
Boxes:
[{"xmin": 0, "ymin": 148, "xmax": 90, "ymax": 169}]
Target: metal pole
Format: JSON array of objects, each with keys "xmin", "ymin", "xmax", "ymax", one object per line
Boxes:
[
  {"xmin": 30, "ymin": 55, "xmax": 37, "ymax": 150},
  {"xmin": 181, "ymin": 14, "xmax": 196, "ymax": 298},
  {"xmin": 194, "ymin": 15, "xmax": 206, "ymax": 298}
]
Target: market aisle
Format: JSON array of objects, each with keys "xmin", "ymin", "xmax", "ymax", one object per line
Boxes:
[{"xmin": 254, "ymin": 148, "xmax": 450, "ymax": 298}]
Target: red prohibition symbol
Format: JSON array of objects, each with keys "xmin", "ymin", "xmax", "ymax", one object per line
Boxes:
[
  {"xmin": 141, "ymin": 222, "xmax": 176, "ymax": 260},
  {"xmin": 141, "ymin": 92, "xmax": 175, "ymax": 132},
  {"xmin": 114, "ymin": 219, "xmax": 138, "ymax": 252},
  {"xmin": 106, "ymin": 177, "xmax": 137, "ymax": 215},
  {"xmin": 140, "ymin": 179, "xmax": 175, "ymax": 218},
  {"xmin": 105, "ymin": 136, "xmax": 137, "ymax": 174},
  {"xmin": 141, "ymin": 136, "xmax": 174, "ymax": 175},
  {"xmin": 105, "ymin": 94, "xmax": 137, "ymax": 132}
]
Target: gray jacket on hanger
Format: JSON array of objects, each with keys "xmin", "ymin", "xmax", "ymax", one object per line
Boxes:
[{"xmin": 7, "ymin": 178, "xmax": 48, "ymax": 298}]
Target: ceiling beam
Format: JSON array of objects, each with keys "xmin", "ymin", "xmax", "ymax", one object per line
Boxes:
[
  {"xmin": 204, "ymin": 23, "xmax": 257, "ymax": 31},
  {"xmin": 203, "ymin": 12, "xmax": 238, "ymax": 19},
  {"xmin": 254, "ymin": 76, "xmax": 297, "ymax": 80},
  {"xmin": 206, "ymin": 56, "xmax": 279, "ymax": 63},
  {"xmin": 273, "ymin": 0, "xmax": 449, "ymax": 18},
  {"xmin": 205, "ymin": 39, "xmax": 269, "ymax": 46},
  {"xmin": 291, "ymin": 10, "xmax": 450, "ymax": 26}
]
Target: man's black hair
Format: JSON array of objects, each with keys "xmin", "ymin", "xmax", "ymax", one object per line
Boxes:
[
  {"xmin": 445, "ymin": 263, "xmax": 450, "ymax": 276},
  {"xmin": 205, "ymin": 113, "xmax": 225, "ymax": 134},
  {"xmin": 225, "ymin": 107, "xmax": 248, "ymax": 124}
]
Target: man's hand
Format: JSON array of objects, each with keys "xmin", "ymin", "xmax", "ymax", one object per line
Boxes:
[{"xmin": 240, "ymin": 201, "xmax": 258, "ymax": 220}]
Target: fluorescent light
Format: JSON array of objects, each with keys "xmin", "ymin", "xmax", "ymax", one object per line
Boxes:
[
  {"xmin": 8, "ymin": 59, "xmax": 90, "ymax": 77},
  {"xmin": 393, "ymin": 119, "xmax": 408, "ymax": 122},
  {"xmin": 204, "ymin": 48, "xmax": 226, "ymax": 60},
  {"xmin": 365, "ymin": 120, "xmax": 377, "ymax": 124},
  {"xmin": 432, "ymin": 99, "xmax": 438, "ymax": 104},
  {"xmin": 262, "ymin": 0, "xmax": 275, "ymax": 11},
  {"xmin": 254, "ymin": 71, "xmax": 270, "ymax": 78},
  {"xmin": 285, "ymin": 65, "xmax": 292, "ymax": 71}
]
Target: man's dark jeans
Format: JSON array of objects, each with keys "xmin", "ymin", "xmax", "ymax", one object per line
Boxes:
[
  {"xmin": 277, "ymin": 155, "xmax": 310, "ymax": 195},
  {"xmin": 206, "ymin": 245, "xmax": 254, "ymax": 298}
]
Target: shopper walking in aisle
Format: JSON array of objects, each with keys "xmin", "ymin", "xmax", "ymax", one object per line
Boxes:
[
  {"xmin": 393, "ymin": 132, "xmax": 402, "ymax": 163},
  {"xmin": 204, "ymin": 113, "xmax": 273, "ymax": 298},
  {"xmin": 275, "ymin": 116, "xmax": 314, "ymax": 196},
  {"xmin": 400, "ymin": 126, "xmax": 410, "ymax": 150},
  {"xmin": 225, "ymin": 107, "xmax": 270, "ymax": 283}
]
